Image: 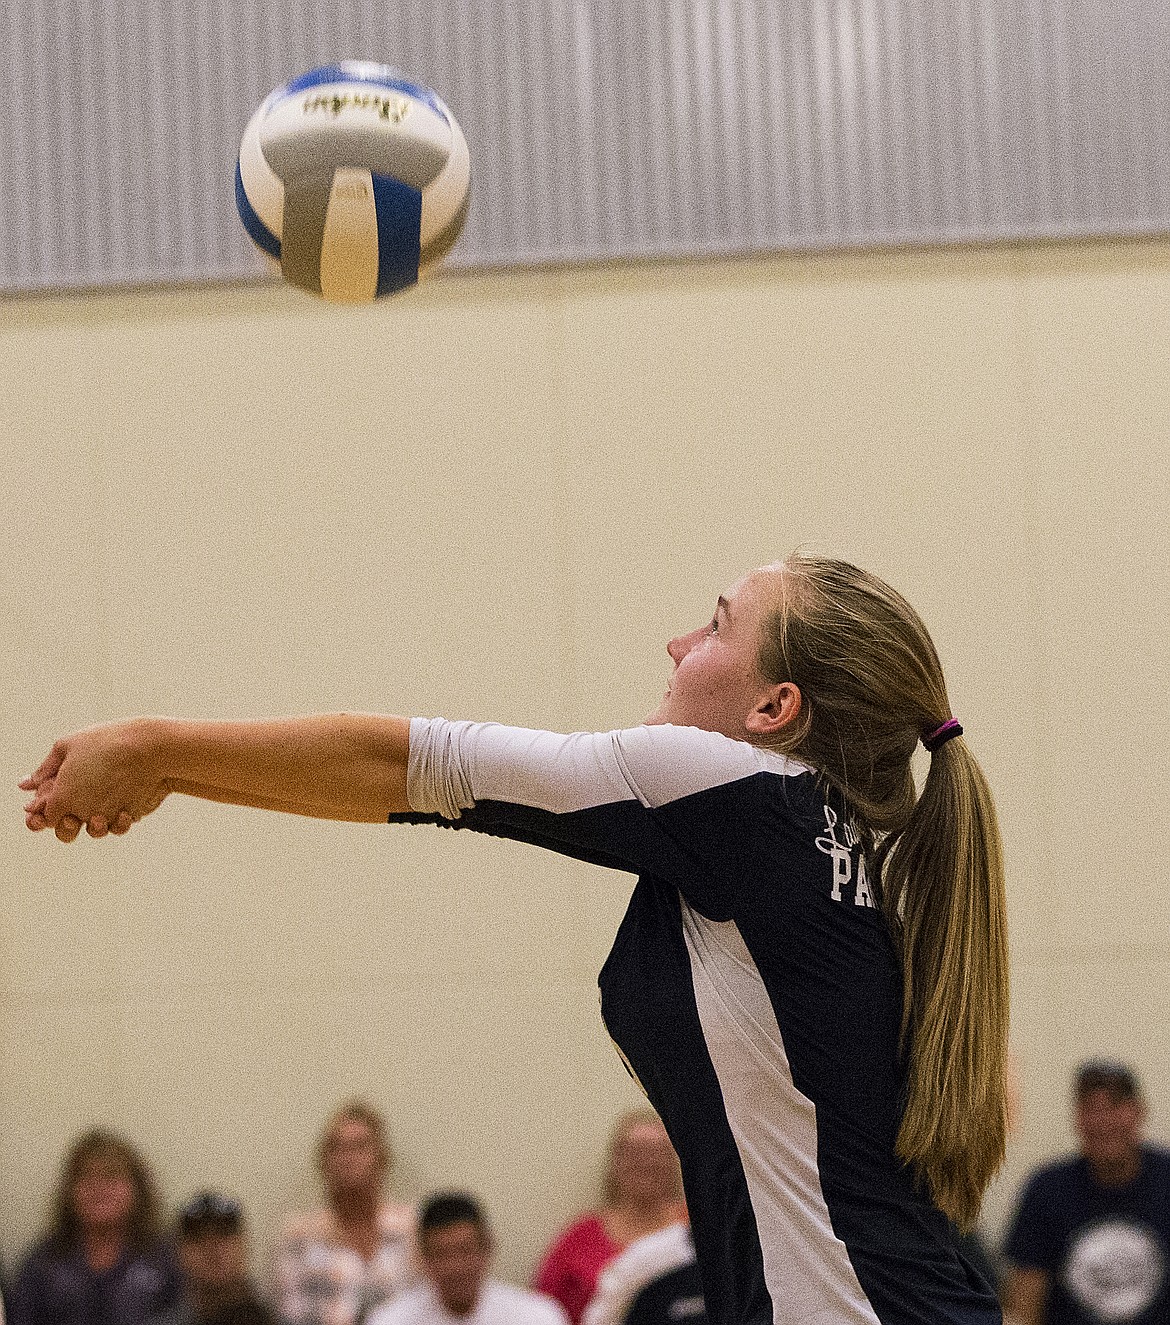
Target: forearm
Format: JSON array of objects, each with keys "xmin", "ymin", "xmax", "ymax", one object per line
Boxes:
[
  {"xmin": 152, "ymin": 713, "xmax": 412, "ymax": 821},
  {"xmin": 22, "ymin": 711, "xmax": 414, "ymax": 841}
]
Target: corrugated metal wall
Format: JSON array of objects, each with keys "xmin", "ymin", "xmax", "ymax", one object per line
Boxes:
[{"xmin": 2, "ymin": 0, "xmax": 1169, "ymax": 294}]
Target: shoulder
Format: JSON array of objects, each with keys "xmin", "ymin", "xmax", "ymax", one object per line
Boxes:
[
  {"xmin": 15, "ymin": 1236, "xmax": 58, "ymax": 1269},
  {"xmin": 484, "ymin": 1280, "xmax": 571, "ymax": 1324},
  {"xmin": 606, "ymin": 1223, "xmax": 693, "ymax": 1282},
  {"xmin": 366, "ymin": 1283, "xmax": 429, "ymax": 1325},
  {"xmin": 543, "ymin": 1212, "xmax": 604, "ymax": 1247},
  {"xmin": 1021, "ymin": 1153, "xmax": 1084, "ymax": 1195},
  {"xmin": 1143, "ymin": 1143, "xmax": 1170, "ymax": 1170},
  {"xmin": 16, "ymin": 1235, "xmax": 77, "ymax": 1278},
  {"xmin": 1009, "ymin": 1156, "xmax": 1087, "ymax": 1232},
  {"xmin": 378, "ymin": 1201, "xmax": 416, "ymax": 1237},
  {"xmin": 276, "ymin": 1206, "xmax": 334, "ymax": 1245},
  {"xmin": 609, "ymin": 725, "xmax": 809, "ymax": 809}
]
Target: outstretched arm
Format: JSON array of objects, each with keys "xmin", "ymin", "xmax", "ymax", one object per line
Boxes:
[{"xmin": 20, "ymin": 713, "xmax": 412, "ymax": 843}]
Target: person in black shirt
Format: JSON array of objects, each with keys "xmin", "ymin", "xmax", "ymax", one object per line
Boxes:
[{"xmin": 1003, "ymin": 1060, "xmax": 1170, "ymax": 1325}]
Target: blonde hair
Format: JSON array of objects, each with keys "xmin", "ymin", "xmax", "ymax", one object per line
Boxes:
[
  {"xmin": 602, "ymin": 1108, "xmax": 683, "ymax": 1207},
  {"xmin": 316, "ymin": 1099, "xmax": 392, "ymax": 1181},
  {"xmin": 756, "ymin": 553, "xmax": 1009, "ymax": 1230}
]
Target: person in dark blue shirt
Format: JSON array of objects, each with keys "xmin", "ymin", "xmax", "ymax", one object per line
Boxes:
[
  {"xmin": 21, "ymin": 553, "xmax": 1011, "ymax": 1325},
  {"xmin": 1004, "ymin": 1060, "xmax": 1170, "ymax": 1325},
  {"xmin": 9, "ymin": 1128, "xmax": 180, "ymax": 1325}
]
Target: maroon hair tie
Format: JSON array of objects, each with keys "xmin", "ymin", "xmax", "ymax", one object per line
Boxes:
[{"xmin": 923, "ymin": 718, "xmax": 963, "ymax": 753}]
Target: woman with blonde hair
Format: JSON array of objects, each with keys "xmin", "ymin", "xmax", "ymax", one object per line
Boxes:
[
  {"xmin": 534, "ymin": 1110, "xmax": 685, "ymax": 1323},
  {"xmin": 21, "ymin": 553, "xmax": 1009, "ymax": 1324},
  {"xmin": 273, "ymin": 1100, "xmax": 417, "ymax": 1324}
]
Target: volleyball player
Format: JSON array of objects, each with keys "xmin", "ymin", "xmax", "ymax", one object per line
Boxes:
[{"xmin": 20, "ymin": 553, "xmax": 1009, "ymax": 1325}]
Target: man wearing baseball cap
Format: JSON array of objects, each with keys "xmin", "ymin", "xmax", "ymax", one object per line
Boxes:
[
  {"xmin": 151, "ymin": 1192, "xmax": 273, "ymax": 1325},
  {"xmin": 1003, "ymin": 1059, "xmax": 1170, "ymax": 1325}
]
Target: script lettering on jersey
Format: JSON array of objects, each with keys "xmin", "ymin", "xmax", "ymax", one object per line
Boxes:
[
  {"xmin": 301, "ymin": 92, "xmax": 411, "ymax": 123},
  {"xmin": 815, "ymin": 806, "xmax": 875, "ymax": 908}
]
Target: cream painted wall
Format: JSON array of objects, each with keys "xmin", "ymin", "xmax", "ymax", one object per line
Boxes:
[{"xmin": 2, "ymin": 238, "xmax": 1169, "ymax": 1290}]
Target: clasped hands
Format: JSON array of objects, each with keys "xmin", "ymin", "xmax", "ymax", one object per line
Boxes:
[{"xmin": 19, "ymin": 720, "xmax": 168, "ymax": 843}]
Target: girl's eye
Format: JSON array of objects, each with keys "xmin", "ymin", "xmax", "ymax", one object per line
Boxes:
[{"xmin": 709, "ymin": 616, "xmax": 719, "ymax": 634}]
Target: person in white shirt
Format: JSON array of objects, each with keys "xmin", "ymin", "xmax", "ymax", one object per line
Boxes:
[
  {"xmin": 366, "ymin": 1193, "xmax": 568, "ymax": 1325},
  {"xmin": 583, "ymin": 1221, "xmax": 706, "ymax": 1325}
]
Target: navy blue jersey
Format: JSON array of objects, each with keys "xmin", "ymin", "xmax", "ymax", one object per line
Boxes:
[
  {"xmin": 1005, "ymin": 1146, "xmax": 1170, "ymax": 1325},
  {"xmin": 626, "ymin": 1263, "xmax": 708, "ymax": 1325},
  {"xmin": 392, "ymin": 720, "xmax": 1001, "ymax": 1325}
]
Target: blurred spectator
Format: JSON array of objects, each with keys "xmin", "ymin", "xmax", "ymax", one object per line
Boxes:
[
  {"xmin": 533, "ymin": 1111, "xmax": 685, "ymax": 1324},
  {"xmin": 1002, "ymin": 1059, "xmax": 1170, "ymax": 1325},
  {"xmin": 582, "ymin": 1221, "xmax": 705, "ymax": 1325},
  {"xmin": 10, "ymin": 1127, "xmax": 181, "ymax": 1325},
  {"xmin": 151, "ymin": 1192, "xmax": 273, "ymax": 1325},
  {"xmin": 366, "ymin": 1192, "xmax": 567, "ymax": 1325},
  {"xmin": 274, "ymin": 1100, "xmax": 417, "ymax": 1325}
]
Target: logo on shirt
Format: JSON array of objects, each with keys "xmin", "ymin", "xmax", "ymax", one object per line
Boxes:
[
  {"xmin": 814, "ymin": 806, "xmax": 874, "ymax": 909},
  {"xmin": 1061, "ymin": 1218, "xmax": 1166, "ymax": 1322},
  {"xmin": 669, "ymin": 1295, "xmax": 707, "ymax": 1318}
]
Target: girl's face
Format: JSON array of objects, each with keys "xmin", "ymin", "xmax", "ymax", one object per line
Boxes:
[
  {"xmin": 609, "ymin": 1121, "xmax": 679, "ymax": 1206},
  {"xmin": 645, "ymin": 566, "xmax": 786, "ymax": 740},
  {"xmin": 72, "ymin": 1158, "xmax": 136, "ymax": 1233},
  {"xmin": 322, "ymin": 1117, "xmax": 384, "ymax": 1196}
]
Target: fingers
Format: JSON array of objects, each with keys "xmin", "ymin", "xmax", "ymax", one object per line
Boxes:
[
  {"xmin": 21, "ymin": 732, "xmax": 144, "ymax": 842},
  {"xmin": 23, "ymin": 789, "xmax": 135, "ymax": 840},
  {"xmin": 24, "ymin": 740, "xmax": 68, "ymax": 790},
  {"xmin": 55, "ymin": 815, "xmax": 82, "ymax": 843}
]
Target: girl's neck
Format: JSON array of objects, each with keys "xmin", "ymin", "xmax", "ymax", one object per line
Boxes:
[
  {"xmin": 604, "ymin": 1199, "xmax": 682, "ymax": 1246},
  {"xmin": 332, "ymin": 1189, "xmax": 381, "ymax": 1259},
  {"xmin": 81, "ymin": 1226, "xmax": 127, "ymax": 1273},
  {"xmin": 1091, "ymin": 1149, "xmax": 1142, "ymax": 1189}
]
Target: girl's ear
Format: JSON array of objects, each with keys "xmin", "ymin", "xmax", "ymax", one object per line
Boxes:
[{"xmin": 745, "ymin": 682, "xmax": 801, "ymax": 737}]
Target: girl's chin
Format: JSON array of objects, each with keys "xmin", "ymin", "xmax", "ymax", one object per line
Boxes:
[{"xmin": 643, "ymin": 697, "xmax": 671, "ymax": 726}]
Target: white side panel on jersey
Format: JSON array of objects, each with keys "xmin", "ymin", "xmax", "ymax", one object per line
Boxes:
[
  {"xmin": 238, "ymin": 107, "xmax": 285, "ymax": 237},
  {"xmin": 679, "ymin": 900, "xmax": 881, "ymax": 1325},
  {"xmin": 319, "ymin": 167, "xmax": 379, "ymax": 304},
  {"xmin": 406, "ymin": 718, "xmax": 809, "ymax": 820}
]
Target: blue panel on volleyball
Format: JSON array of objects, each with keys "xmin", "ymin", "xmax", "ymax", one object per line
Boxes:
[
  {"xmin": 234, "ymin": 161, "xmax": 280, "ymax": 259},
  {"xmin": 371, "ymin": 173, "xmax": 422, "ymax": 296}
]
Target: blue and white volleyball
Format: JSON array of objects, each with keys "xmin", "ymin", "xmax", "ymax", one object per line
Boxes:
[{"xmin": 235, "ymin": 62, "xmax": 470, "ymax": 303}]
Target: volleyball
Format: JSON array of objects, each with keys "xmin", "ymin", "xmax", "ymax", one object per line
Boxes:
[{"xmin": 235, "ymin": 62, "xmax": 470, "ymax": 303}]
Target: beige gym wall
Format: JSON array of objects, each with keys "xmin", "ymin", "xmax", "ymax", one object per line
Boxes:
[{"xmin": 3, "ymin": 237, "xmax": 1168, "ymax": 1285}]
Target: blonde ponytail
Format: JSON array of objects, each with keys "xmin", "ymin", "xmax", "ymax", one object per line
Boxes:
[
  {"xmin": 877, "ymin": 736, "xmax": 1009, "ymax": 1228},
  {"xmin": 759, "ymin": 553, "xmax": 1009, "ymax": 1229}
]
